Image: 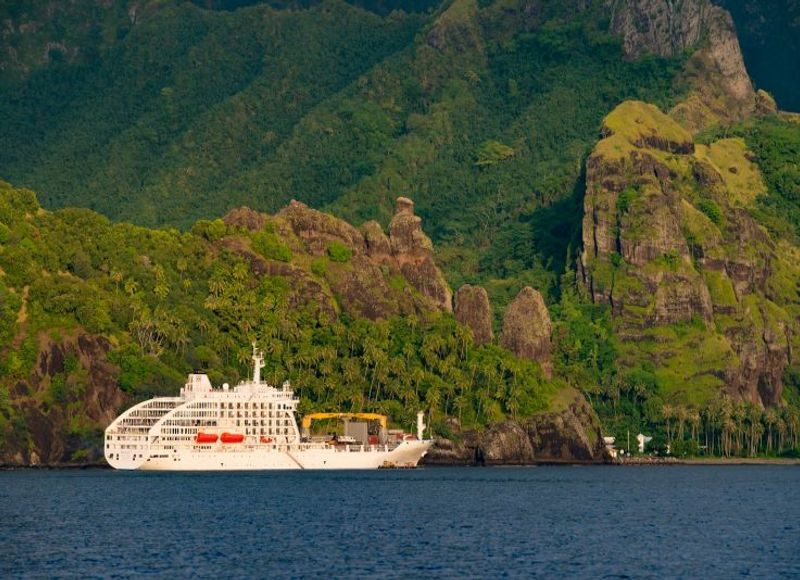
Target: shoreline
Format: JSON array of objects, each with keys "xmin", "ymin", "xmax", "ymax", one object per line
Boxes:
[
  {"xmin": 3, "ymin": 458, "xmax": 800, "ymax": 470},
  {"xmin": 617, "ymin": 456, "xmax": 800, "ymax": 466}
]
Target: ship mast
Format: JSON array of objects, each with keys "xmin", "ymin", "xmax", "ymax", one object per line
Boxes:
[{"xmin": 252, "ymin": 342, "xmax": 265, "ymax": 384}]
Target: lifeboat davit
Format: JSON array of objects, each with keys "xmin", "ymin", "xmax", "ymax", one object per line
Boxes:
[
  {"xmin": 220, "ymin": 432, "xmax": 244, "ymax": 444},
  {"xmin": 195, "ymin": 432, "xmax": 218, "ymax": 444}
]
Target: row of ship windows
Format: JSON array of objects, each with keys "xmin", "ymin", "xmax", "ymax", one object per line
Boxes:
[
  {"xmin": 131, "ymin": 409, "xmax": 176, "ymax": 417},
  {"xmin": 189, "ymin": 402, "xmax": 292, "ymax": 410},
  {"xmin": 167, "ymin": 412, "xmax": 290, "ymax": 421},
  {"xmin": 128, "ymin": 406, "xmax": 291, "ymax": 421}
]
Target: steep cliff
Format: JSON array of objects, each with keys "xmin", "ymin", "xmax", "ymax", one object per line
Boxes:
[
  {"xmin": 580, "ymin": 100, "xmax": 799, "ymax": 407},
  {"xmin": 0, "ymin": 332, "xmax": 124, "ymax": 465},
  {"xmin": 610, "ymin": 0, "xmax": 755, "ymax": 131}
]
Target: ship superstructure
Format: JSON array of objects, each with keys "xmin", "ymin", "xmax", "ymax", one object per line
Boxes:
[{"xmin": 104, "ymin": 345, "xmax": 431, "ymax": 470}]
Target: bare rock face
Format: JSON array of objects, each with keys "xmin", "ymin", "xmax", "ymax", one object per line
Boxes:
[
  {"xmin": 581, "ymin": 104, "xmax": 715, "ymax": 327},
  {"xmin": 610, "ymin": 0, "xmax": 755, "ymax": 129},
  {"xmin": 724, "ymin": 308, "xmax": 791, "ymax": 407},
  {"xmin": 610, "ymin": 0, "xmax": 710, "ymax": 58},
  {"xmin": 361, "ymin": 220, "xmax": 392, "ymax": 262},
  {"xmin": 1, "ymin": 333, "xmax": 125, "ymax": 466},
  {"xmin": 389, "ymin": 197, "xmax": 434, "ymax": 257},
  {"xmin": 454, "ymin": 284, "xmax": 493, "ymax": 346},
  {"xmin": 524, "ymin": 389, "xmax": 608, "ymax": 463},
  {"xmin": 476, "ymin": 421, "xmax": 536, "ymax": 465},
  {"xmin": 389, "ymin": 197, "xmax": 452, "ymax": 312},
  {"xmin": 500, "ymin": 287, "xmax": 552, "ymax": 378}
]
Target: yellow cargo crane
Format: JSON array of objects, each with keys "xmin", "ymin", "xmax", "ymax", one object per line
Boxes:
[{"xmin": 300, "ymin": 412, "xmax": 388, "ymax": 441}]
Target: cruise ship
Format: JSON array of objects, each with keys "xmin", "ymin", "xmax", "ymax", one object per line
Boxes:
[{"xmin": 104, "ymin": 345, "xmax": 432, "ymax": 470}]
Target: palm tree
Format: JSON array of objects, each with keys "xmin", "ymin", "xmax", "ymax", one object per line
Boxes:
[
  {"xmin": 719, "ymin": 397, "xmax": 734, "ymax": 456},
  {"xmin": 688, "ymin": 408, "xmax": 701, "ymax": 446},
  {"xmin": 675, "ymin": 406, "xmax": 688, "ymax": 442},
  {"xmin": 747, "ymin": 404, "xmax": 764, "ymax": 457},
  {"xmin": 732, "ymin": 402, "xmax": 748, "ymax": 455},
  {"xmin": 662, "ymin": 404, "xmax": 675, "ymax": 445},
  {"xmin": 776, "ymin": 414, "xmax": 788, "ymax": 453},
  {"xmin": 764, "ymin": 408, "xmax": 778, "ymax": 454}
]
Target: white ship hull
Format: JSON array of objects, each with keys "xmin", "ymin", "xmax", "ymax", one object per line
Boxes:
[{"xmin": 111, "ymin": 440, "xmax": 431, "ymax": 471}]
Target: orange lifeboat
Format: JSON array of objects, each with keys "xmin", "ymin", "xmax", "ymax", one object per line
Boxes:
[
  {"xmin": 195, "ymin": 432, "xmax": 218, "ymax": 444},
  {"xmin": 260, "ymin": 436, "xmax": 273, "ymax": 444},
  {"xmin": 220, "ymin": 432, "xmax": 244, "ymax": 444}
]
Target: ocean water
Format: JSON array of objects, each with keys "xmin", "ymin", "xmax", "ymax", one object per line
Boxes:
[{"xmin": 1, "ymin": 466, "xmax": 799, "ymax": 578}]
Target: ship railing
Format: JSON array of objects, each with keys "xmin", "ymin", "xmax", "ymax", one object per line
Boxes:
[{"xmin": 345, "ymin": 444, "xmax": 391, "ymax": 453}]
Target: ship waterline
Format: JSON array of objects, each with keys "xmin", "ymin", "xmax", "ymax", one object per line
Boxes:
[{"xmin": 104, "ymin": 345, "xmax": 431, "ymax": 470}]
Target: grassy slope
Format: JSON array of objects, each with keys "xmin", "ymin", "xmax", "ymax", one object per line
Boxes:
[{"xmin": 579, "ymin": 102, "xmax": 800, "ymax": 448}]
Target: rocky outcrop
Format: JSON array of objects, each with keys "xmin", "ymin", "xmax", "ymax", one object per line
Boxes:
[
  {"xmin": 581, "ymin": 99, "xmax": 795, "ymax": 406},
  {"xmin": 454, "ymin": 285, "xmax": 493, "ymax": 346},
  {"xmin": 228, "ymin": 197, "xmax": 455, "ymax": 321},
  {"xmin": 525, "ymin": 390, "xmax": 608, "ymax": 462},
  {"xmin": 389, "ymin": 197, "xmax": 453, "ymax": 312},
  {"xmin": 610, "ymin": 0, "xmax": 712, "ymax": 59},
  {"xmin": 755, "ymin": 89, "xmax": 778, "ymax": 116},
  {"xmin": 500, "ymin": 287, "xmax": 552, "ymax": 378},
  {"xmin": 609, "ymin": 0, "xmax": 755, "ymax": 130},
  {"xmin": 582, "ymin": 102, "xmax": 716, "ymax": 327},
  {"xmin": 222, "ymin": 207, "xmax": 267, "ymax": 232},
  {"xmin": 389, "ymin": 197, "xmax": 433, "ymax": 256},
  {"xmin": 723, "ymin": 303, "xmax": 792, "ymax": 406},
  {"xmin": 277, "ymin": 200, "xmax": 366, "ymax": 256},
  {"xmin": 423, "ymin": 390, "xmax": 608, "ymax": 465},
  {"xmin": 1, "ymin": 333, "xmax": 125, "ymax": 466},
  {"xmin": 361, "ymin": 220, "xmax": 392, "ymax": 262}
]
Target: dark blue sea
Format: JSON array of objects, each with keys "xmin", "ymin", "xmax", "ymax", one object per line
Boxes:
[{"xmin": 2, "ymin": 466, "xmax": 799, "ymax": 578}]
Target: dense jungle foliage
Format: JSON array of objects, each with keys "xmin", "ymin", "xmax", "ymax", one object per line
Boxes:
[
  {"xmin": 0, "ymin": 0, "xmax": 686, "ymax": 310},
  {"xmin": 2, "ymin": 0, "xmax": 800, "ymax": 459}
]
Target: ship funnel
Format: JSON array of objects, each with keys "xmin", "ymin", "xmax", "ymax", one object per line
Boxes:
[{"xmin": 416, "ymin": 411, "xmax": 426, "ymax": 440}]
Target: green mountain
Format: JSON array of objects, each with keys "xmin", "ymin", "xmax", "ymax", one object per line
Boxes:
[
  {"xmin": 2, "ymin": 0, "xmax": 800, "ymax": 464},
  {"xmin": 0, "ymin": 0, "xmax": 686, "ymax": 298}
]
